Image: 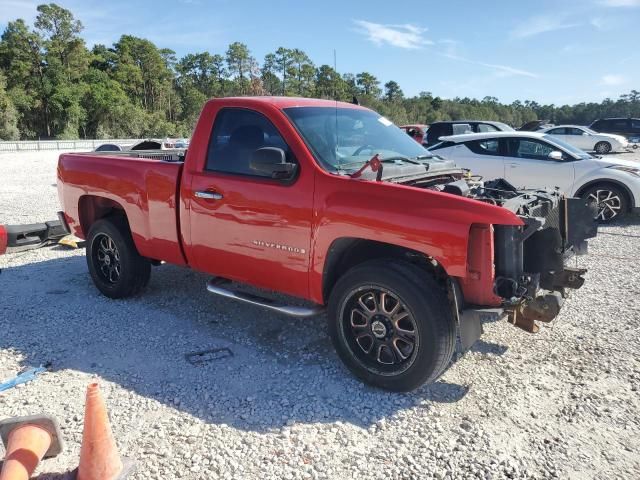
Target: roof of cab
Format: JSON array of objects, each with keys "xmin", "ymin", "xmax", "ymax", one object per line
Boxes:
[{"xmin": 207, "ymin": 96, "xmax": 367, "ymax": 110}]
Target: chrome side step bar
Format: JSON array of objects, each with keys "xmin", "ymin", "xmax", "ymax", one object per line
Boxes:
[{"xmin": 206, "ymin": 279, "xmax": 325, "ymax": 318}]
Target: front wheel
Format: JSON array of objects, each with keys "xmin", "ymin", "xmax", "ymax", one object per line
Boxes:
[
  {"xmin": 594, "ymin": 141, "xmax": 612, "ymax": 154},
  {"xmin": 328, "ymin": 259, "xmax": 455, "ymax": 392},
  {"xmin": 581, "ymin": 184, "xmax": 628, "ymax": 223},
  {"xmin": 86, "ymin": 217, "xmax": 151, "ymax": 298}
]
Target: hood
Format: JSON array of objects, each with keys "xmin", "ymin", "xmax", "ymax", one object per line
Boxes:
[{"xmin": 592, "ymin": 156, "xmax": 640, "ymax": 168}]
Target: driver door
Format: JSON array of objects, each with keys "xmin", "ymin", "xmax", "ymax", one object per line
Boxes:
[
  {"xmin": 186, "ymin": 107, "xmax": 314, "ymax": 298},
  {"xmin": 502, "ymin": 137, "xmax": 575, "ymax": 194}
]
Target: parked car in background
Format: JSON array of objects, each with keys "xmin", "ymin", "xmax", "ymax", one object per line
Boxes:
[
  {"xmin": 590, "ymin": 118, "xmax": 640, "ymax": 140},
  {"xmin": 424, "ymin": 121, "xmax": 514, "ymax": 147},
  {"xmin": 399, "ymin": 124, "xmax": 428, "ymax": 143},
  {"xmin": 94, "ymin": 143, "xmax": 122, "ymax": 152},
  {"xmin": 540, "ymin": 125, "xmax": 629, "ymax": 154},
  {"xmin": 428, "ymin": 131, "xmax": 640, "ymax": 222},
  {"xmin": 130, "ymin": 139, "xmax": 166, "ymax": 150},
  {"xmin": 518, "ymin": 120, "xmax": 554, "ymax": 131}
]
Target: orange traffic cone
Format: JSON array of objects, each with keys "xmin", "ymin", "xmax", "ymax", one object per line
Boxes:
[
  {"xmin": 76, "ymin": 383, "xmax": 134, "ymax": 480},
  {"xmin": 0, "ymin": 414, "xmax": 63, "ymax": 480}
]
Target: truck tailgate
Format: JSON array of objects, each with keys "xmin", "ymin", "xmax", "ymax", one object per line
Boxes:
[{"xmin": 57, "ymin": 152, "xmax": 186, "ymax": 266}]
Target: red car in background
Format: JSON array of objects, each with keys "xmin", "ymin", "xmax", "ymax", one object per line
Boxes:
[{"xmin": 400, "ymin": 124, "xmax": 428, "ymax": 143}]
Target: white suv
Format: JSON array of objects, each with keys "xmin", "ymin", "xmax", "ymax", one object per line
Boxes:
[{"xmin": 429, "ymin": 131, "xmax": 640, "ymax": 222}]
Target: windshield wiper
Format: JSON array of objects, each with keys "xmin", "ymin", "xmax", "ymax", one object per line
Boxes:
[
  {"xmin": 378, "ymin": 155, "xmax": 422, "ymax": 165},
  {"xmin": 339, "ymin": 154, "xmax": 431, "ymax": 169}
]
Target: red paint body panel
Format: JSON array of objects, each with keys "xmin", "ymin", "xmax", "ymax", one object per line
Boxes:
[
  {"xmin": 459, "ymin": 224, "xmax": 502, "ymax": 306},
  {"xmin": 400, "ymin": 124, "xmax": 428, "ymax": 143},
  {"xmin": 0, "ymin": 225, "xmax": 7, "ymax": 255},
  {"xmin": 57, "ymin": 154, "xmax": 187, "ymax": 266},
  {"xmin": 57, "ymin": 96, "xmax": 524, "ymax": 306}
]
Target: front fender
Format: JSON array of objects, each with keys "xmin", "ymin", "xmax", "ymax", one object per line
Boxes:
[{"xmin": 309, "ymin": 173, "xmax": 523, "ymax": 303}]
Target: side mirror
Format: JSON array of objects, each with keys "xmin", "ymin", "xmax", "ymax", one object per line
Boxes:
[
  {"xmin": 250, "ymin": 147, "xmax": 297, "ymax": 179},
  {"xmin": 548, "ymin": 150, "xmax": 564, "ymax": 161}
]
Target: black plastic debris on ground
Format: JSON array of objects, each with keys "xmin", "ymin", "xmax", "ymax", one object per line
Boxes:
[{"xmin": 185, "ymin": 348, "xmax": 234, "ymax": 366}]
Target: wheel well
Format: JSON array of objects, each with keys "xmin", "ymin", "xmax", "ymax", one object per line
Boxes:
[
  {"xmin": 322, "ymin": 238, "xmax": 447, "ymax": 303},
  {"xmin": 574, "ymin": 180, "xmax": 634, "ymax": 212},
  {"xmin": 78, "ymin": 195, "xmax": 128, "ymax": 236}
]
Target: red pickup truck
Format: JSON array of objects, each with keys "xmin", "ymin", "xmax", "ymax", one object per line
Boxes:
[{"xmin": 57, "ymin": 97, "xmax": 596, "ymax": 391}]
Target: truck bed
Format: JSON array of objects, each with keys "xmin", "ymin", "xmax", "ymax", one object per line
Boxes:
[{"xmin": 57, "ymin": 151, "xmax": 187, "ymax": 266}]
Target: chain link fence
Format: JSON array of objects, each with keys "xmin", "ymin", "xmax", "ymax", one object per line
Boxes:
[{"xmin": 0, "ymin": 139, "xmax": 144, "ymax": 152}]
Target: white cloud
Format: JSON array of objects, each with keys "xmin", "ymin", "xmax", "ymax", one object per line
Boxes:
[
  {"xmin": 598, "ymin": 0, "xmax": 640, "ymax": 6},
  {"xmin": 510, "ymin": 14, "xmax": 580, "ymax": 39},
  {"xmin": 353, "ymin": 20, "xmax": 433, "ymax": 49},
  {"xmin": 441, "ymin": 53, "xmax": 539, "ymax": 78},
  {"xmin": 601, "ymin": 74, "xmax": 627, "ymax": 85}
]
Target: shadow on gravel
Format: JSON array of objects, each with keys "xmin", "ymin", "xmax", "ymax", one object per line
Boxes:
[
  {"xmin": 470, "ymin": 339, "xmax": 508, "ymax": 356},
  {"xmin": 1, "ymin": 253, "xmax": 469, "ymax": 433}
]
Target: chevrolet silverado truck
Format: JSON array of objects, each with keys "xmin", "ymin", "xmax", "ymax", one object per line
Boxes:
[{"xmin": 57, "ymin": 97, "xmax": 596, "ymax": 391}]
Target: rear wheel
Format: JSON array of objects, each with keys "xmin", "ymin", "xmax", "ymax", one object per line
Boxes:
[
  {"xmin": 580, "ymin": 183, "xmax": 628, "ymax": 223},
  {"xmin": 328, "ymin": 259, "xmax": 455, "ymax": 392},
  {"xmin": 594, "ymin": 141, "xmax": 612, "ymax": 154},
  {"xmin": 86, "ymin": 217, "xmax": 151, "ymax": 298}
]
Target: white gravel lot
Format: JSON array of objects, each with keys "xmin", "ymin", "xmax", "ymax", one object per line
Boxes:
[{"xmin": 1, "ymin": 149, "xmax": 639, "ymax": 480}]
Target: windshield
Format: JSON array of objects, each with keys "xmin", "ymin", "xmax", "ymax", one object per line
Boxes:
[
  {"xmin": 543, "ymin": 134, "xmax": 593, "ymax": 159},
  {"xmin": 283, "ymin": 107, "xmax": 435, "ymax": 171}
]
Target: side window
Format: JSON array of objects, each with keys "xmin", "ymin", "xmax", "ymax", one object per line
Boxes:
[
  {"xmin": 452, "ymin": 123, "xmax": 472, "ymax": 135},
  {"xmin": 507, "ymin": 139, "xmax": 556, "ymax": 160},
  {"xmin": 611, "ymin": 119, "xmax": 628, "ymax": 132},
  {"xmin": 567, "ymin": 128, "xmax": 585, "ymax": 135},
  {"xmin": 427, "ymin": 125, "xmax": 449, "ymax": 144},
  {"xmin": 547, "ymin": 127, "xmax": 566, "ymax": 135},
  {"xmin": 630, "ymin": 119, "xmax": 640, "ymax": 132},
  {"xmin": 466, "ymin": 139, "xmax": 500, "ymax": 155},
  {"xmin": 477, "ymin": 123, "xmax": 499, "ymax": 133},
  {"xmin": 206, "ymin": 108, "xmax": 293, "ymax": 176},
  {"xmin": 597, "ymin": 120, "xmax": 613, "ymax": 132}
]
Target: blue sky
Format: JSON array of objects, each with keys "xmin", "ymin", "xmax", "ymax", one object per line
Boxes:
[{"xmin": 1, "ymin": 0, "xmax": 638, "ymax": 104}]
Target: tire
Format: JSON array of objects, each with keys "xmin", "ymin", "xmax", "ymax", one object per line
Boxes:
[
  {"xmin": 86, "ymin": 217, "xmax": 151, "ymax": 298},
  {"xmin": 328, "ymin": 259, "xmax": 455, "ymax": 392},
  {"xmin": 580, "ymin": 183, "xmax": 629, "ymax": 223},
  {"xmin": 594, "ymin": 141, "xmax": 612, "ymax": 154}
]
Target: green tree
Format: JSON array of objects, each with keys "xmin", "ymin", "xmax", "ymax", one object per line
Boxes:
[
  {"xmin": 384, "ymin": 80, "xmax": 403, "ymax": 102},
  {"xmin": 0, "ymin": 72, "xmax": 19, "ymax": 139},
  {"xmin": 356, "ymin": 72, "xmax": 381, "ymax": 98},
  {"xmin": 315, "ymin": 64, "xmax": 345, "ymax": 99},
  {"xmin": 225, "ymin": 42, "xmax": 253, "ymax": 94}
]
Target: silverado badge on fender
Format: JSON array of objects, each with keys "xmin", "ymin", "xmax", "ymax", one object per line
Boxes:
[{"xmin": 252, "ymin": 240, "xmax": 306, "ymax": 255}]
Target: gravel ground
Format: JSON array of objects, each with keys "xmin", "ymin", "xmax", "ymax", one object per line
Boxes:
[{"xmin": 1, "ymin": 149, "xmax": 639, "ymax": 480}]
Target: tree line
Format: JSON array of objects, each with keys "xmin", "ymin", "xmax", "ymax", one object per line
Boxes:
[{"xmin": 0, "ymin": 3, "xmax": 638, "ymax": 140}]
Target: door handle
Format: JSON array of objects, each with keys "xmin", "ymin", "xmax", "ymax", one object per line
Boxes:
[
  {"xmin": 508, "ymin": 163, "xmax": 519, "ymax": 168},
  {"xmin": 194, "ymin": 190, "xmax": 223, "ymax": 200}
]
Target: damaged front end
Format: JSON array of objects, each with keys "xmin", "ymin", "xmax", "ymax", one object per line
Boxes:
[{"xmin": 480, "ymin": 179, "xmax": 597, "ymax": 333}]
